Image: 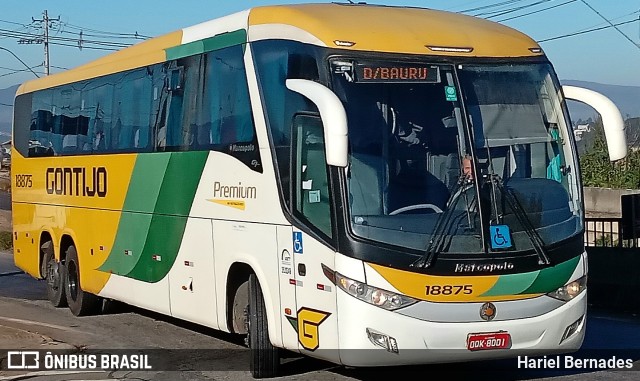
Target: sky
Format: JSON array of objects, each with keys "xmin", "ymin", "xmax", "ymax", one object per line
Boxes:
[{"xmin": 0, "ymin": 0, "xmax": 639, "ymax": 90}]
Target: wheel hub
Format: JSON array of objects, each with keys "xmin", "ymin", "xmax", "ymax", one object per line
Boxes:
[{"xmin": 46, "ymin": 260, "xmax": 59, "ymax": 289}]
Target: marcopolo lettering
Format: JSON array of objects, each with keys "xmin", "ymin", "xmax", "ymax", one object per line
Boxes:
[
  {"xmin": 46, "ymin": 167, "xmax": 107, "ymax": 197},
  {"xmin": 228, "ymin": 143, "xmax": 255, "ymax": 152},
  {"xmin": 213, "ymin": 181, "xmax": 257, "ymax": 199},
  {"xmin": 454, "ymin": 262, "xmax": 515, "ymax": 273}
]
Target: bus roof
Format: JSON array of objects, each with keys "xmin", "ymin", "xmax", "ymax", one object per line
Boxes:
[
  {"xmin": 17, "ymin": 3, "xmax": 542, "ymax": 95},
  {"xmin": 249, "ymin": 4, "xmax": 542, "ymax": 57}
]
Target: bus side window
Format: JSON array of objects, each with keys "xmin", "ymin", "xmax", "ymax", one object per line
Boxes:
[{"xmin": 292, "ymin": 114, "xmax": 332, "ymax": 238}]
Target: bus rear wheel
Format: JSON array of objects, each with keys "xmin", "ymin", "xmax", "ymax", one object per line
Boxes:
[
  {"xmin": 248, "ymin": 273, "xmax": 279, "ymax": 378},
  {"xmin": 41, "ymin": 241, "xmax": 67, "ymax": 308},
  {"xmin": 65, "ymin": 245, "xmax": 102, "ymax": 316}
]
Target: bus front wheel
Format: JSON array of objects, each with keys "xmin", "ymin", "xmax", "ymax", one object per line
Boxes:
[
  {"xmin": 65, "ymin": 245, "xmax": 102, "ymax": 316},
  {"xmin": 41, "ymin": 241, "xmax": 67, "ymax": 308},
  {"xmin": 248, "ymin": 273, "xmax": 279, "ymax": 378}
]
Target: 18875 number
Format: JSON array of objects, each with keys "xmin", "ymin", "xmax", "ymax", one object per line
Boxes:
[
  {"xmin": 425, "ymin": 284, "xmax": 473, "ymax": 296},
  {"xmin": 15, "ymin": 174, "xmax": 32, "ymax": 188}
]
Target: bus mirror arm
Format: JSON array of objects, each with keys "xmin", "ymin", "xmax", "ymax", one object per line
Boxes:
[
  {"xmin": 286, "ymin": 79, "xmax": 349, "ymax": 167},
  {"xmin": 562, "ymin": 85, "xmax": 627, "ymax": 161}
]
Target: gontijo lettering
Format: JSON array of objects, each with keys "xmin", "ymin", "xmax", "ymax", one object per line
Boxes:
[{"xmin": 45, "ymin": 167, "xmax": 107, "ymax": 197}]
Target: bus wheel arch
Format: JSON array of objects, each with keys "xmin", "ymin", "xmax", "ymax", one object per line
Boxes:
[
  {"xmin": 38, "ymin": 231, "xmax": 53, "ymax": 279},
  {"xmin": 40, "ymin": 232, "xmax": 67, "ymax": 308},
  {"xmin": 226, "ymin": 263, "xmax": 279, "ymax": 378},
  {"xmin": 227, "ymin": 262, "xmax": 252, "ymax": 335},
  {"xmin": 58, "ymin": 234, "xmax": 75, "ymax": 265}
]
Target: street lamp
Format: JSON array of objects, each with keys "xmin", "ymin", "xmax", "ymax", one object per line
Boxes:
[{"xmin": 0, "ymin": 46, "xmax": 40, "ymax": 78}]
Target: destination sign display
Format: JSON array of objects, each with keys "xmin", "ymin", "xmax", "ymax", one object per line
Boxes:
[{"xmin": 354, "ymin": 62, "xmax": 440, "ymax": 83}]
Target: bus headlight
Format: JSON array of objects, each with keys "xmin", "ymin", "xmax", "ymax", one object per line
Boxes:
[
  {"xmin": 335, "ymin": 272, "xmax": 418, "ymax": 310},
  {"xmin": 546, "ymin": 276, "xmax": 587, "ymax": 302}
]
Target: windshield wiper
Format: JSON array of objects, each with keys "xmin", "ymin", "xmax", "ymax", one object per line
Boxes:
[
  {"xmin": 412, "ymin": 173, "xmax": 552, "ymax": 269},
  {"xmin": 411, "ymin": 174, "xmax": 471, "ymax": 269},
  {"xmin": 491, "ymin": 175, "xmax": 551, "ymax": 266}
]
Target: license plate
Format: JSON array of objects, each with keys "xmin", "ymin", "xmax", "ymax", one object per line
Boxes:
[{"xmin": 466, "ymin": 331, "xmax": 511, "ymax": 351}]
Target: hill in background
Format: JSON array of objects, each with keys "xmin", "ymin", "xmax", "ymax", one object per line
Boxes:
[{"xmin": 562, "ymin": 80, "xmax": 640, "ymax": 123}]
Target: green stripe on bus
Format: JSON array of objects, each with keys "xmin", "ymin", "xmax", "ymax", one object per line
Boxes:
[
  {"xmin": 480, "ymin": 271, "xmax": 539, "ymax": 297},
  {"xmin": 98, "ymin": 154, "xmax": 172, "ymax": 275},
  {"xmin": 99, "ymin": 213, "xmax": 153, "ymax": 275},
  {"xmin": 125, "ymin": 151, "xmax": 209, "ymax": 282},
  {"xmin": 123, "ymin": 154, "xmax": 172, "ymax": 213},
  {"xmin": 521, "ymin": 256, "xmax": 581, "ymax": 294},
  {"xmin": 165, "ymin": 29, "xmax": 247, "ymax": 60}
]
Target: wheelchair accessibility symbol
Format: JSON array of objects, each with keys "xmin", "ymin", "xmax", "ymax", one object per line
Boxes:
[
  {"xmin": 490, "ymin": 225, "xmax": 512, "ymax": 249},
  {"xmin": 293, "ymin": 231, "xmax": 304, "ymax": 254}
]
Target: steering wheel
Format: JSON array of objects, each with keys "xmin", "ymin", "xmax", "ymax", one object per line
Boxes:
[{"xmin": 389, "ymin": 203, "xmax": 443, "ymax": 215}]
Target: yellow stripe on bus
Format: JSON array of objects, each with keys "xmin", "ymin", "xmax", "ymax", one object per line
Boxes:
[
  {"xmin": 369, "ymin": 263, "xmax": 539, "ymax": 303},
  {"xmin": 12, "ymin": 150, "xmax": 138, "ymax": 293}
]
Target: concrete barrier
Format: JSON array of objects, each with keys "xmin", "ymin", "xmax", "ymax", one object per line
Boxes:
[{"xmin": 584, "ymin": 187, "xmax": 640, "ymax": 217}]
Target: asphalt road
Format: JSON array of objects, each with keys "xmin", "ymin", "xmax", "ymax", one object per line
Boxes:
[
  {"xmin": 0, "ymin": 251, "xmax": 639, "ymax": 381},
  {"xmin": 0, "ymin": 191, "xmax": 9, "ymax": 211}
]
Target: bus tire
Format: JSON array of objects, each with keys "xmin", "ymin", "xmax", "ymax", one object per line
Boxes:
[
  {"xmin": 65, "ymin": 245, "xmax": 102, "ymax": 316},
  {"xmin": 248, "ymin": 273, "xmax": 279, "ymax": 378},
  {"xmin": 41, "ymin": 241, "xmax": 67, "ymax": 308}
]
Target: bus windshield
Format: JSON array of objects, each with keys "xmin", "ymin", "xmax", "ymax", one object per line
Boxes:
[{"xmin": 331, "ymin": 59, "xmax": 582, "ymax": 255}]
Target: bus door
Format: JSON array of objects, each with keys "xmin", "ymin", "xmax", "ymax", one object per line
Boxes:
[{"xmin": 280, "ymin": 114, "xmax": 340, "ymax": 358}]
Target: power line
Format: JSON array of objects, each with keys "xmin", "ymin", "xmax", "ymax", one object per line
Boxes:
[
  {"xmin": 61, "ymin": 22, "xmax": 151, "ymax": 39},
  {"xmin": 579, "ymin": 0, "xmax": 640, "ymax": 50},
  {"xmin": 0, "ymin": 46, "xmax": 39, "ymax": 77},
  {"xmin": 458, "ymin": 0, "xmax": 528, "ymax": 14},
  {"xmin": 57, "ymin": 28, "xmax": 147, "ymax": 40},
  {"xmin": 48, "ymin": 41, "xmax": 120, "ymax": 51},
  {"xmin": 496, "ymin": 0, "xmax": 578, "ymax": 22},
  {"xmin": 478, "ymin": 0, "xmax": 554, "ymax": 18},
  {"xmin": 0, "ymin": 62, "xmax": 43, "ymax": 74},
  {"xmin": 537, "ymin": 18, "xmax": 639, "ymax": 43},
  {"xmin": 0, "ymin": 18, "xmax": 29, "ymax": 27},
  {"xmin": 575, "ymin": 9, "xmax": 640, "ymax": 33},
  {"xmin": 0, "ymin": 102, "xmax": 14, "ymax": 107},
  {"xmin": 0, "ymin": 66, "xmax": 45, "ymax": 78}
]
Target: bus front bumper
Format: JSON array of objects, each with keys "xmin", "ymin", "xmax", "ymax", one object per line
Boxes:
[{"xmin": 336, "ymin": 291, "xmax": 586, "ymax": 366}]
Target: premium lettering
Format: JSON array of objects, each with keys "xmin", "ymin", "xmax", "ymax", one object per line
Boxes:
[
  {"xmin": 45, "ymin": 167, "xmax": 107, "ymax": 197},
  {"xmin": 213, "ymin": 181, "xmax": 257, "ymax": 199}
]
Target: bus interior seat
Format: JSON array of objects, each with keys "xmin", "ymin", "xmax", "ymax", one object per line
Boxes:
[
  {"xmin": 388, "ymin": 119, "xmax": 458, "ymax": 211},
  {"xmin": 157, "ymin": 126, "xmax": 167, "ymax": 148},
  {"xmin": 197, "ymin": 122, "xmax": 212, "ymax": 146},
  {"xmin": 504, "ymin": 177, "xmax": 572, "ymax": 225},
  {"xmin": 349, "ymin": 153, "xmax": 385, "ymax": 217},
  {"xmin": 62, "ymin": 135, "xmax": 77, "ymax": 152}
]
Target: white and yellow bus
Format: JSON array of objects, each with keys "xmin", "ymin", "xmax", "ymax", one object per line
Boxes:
[{"xmin": 12, "ymin": 3, "xmax": 626, "ymax": 378}]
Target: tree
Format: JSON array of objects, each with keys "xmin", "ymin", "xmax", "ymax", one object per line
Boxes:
[{"xmin": 580, "ymin": 118, "xmax": 640, "ymax": 189}]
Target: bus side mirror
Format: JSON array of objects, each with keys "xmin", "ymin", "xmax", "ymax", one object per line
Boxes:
[
  {"xmin": 285, "ymin": 79, "xmax": 349, "ymax": 167},
  {"xmin": 562, "ymin": 85, "xmax": 627, "ymax": 161}
]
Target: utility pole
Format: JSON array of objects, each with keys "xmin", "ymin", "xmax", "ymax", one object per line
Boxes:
[{"xmin": 29, "ymin": 10, "xmax": 59, "ymax": 75}]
